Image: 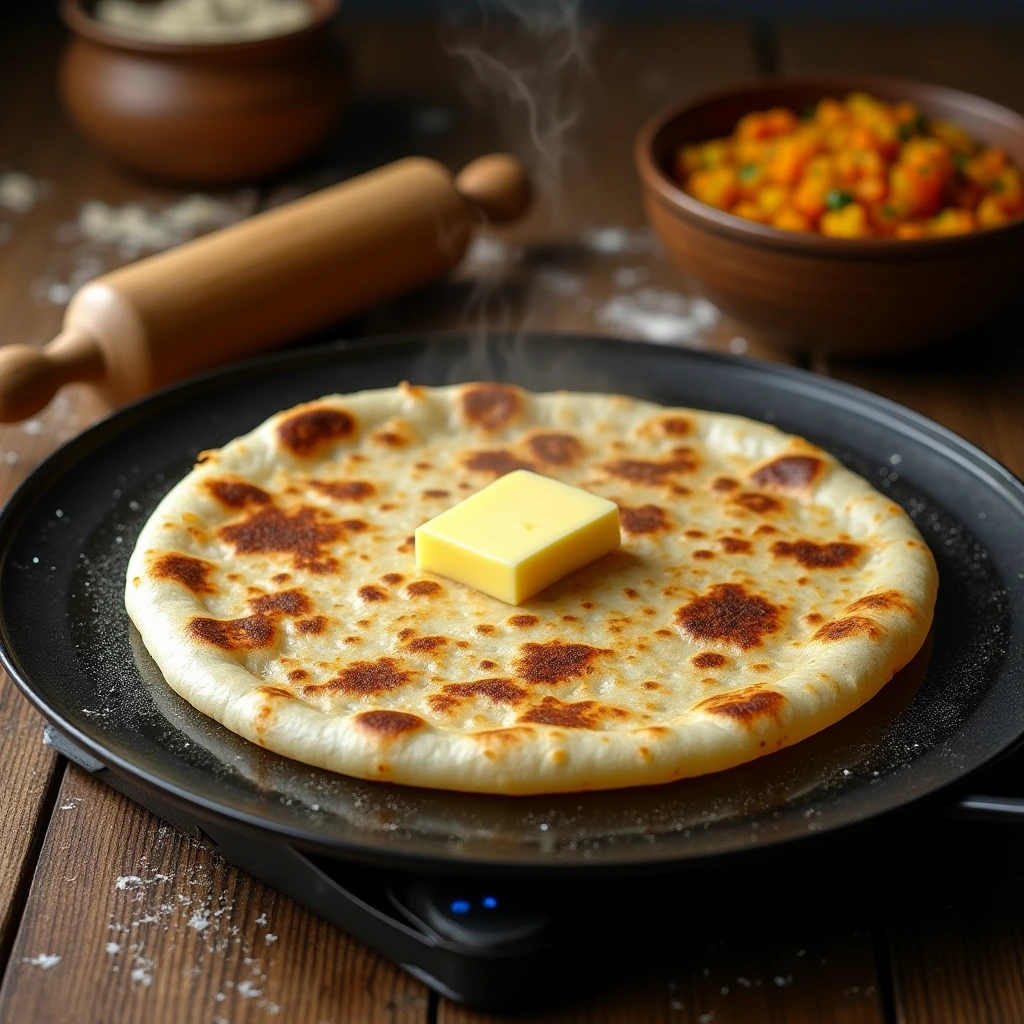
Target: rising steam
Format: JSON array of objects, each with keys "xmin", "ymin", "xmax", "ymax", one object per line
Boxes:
[
  {"xmin": 442, "ymin": 0, "xmax": 590, "ymax": 200},
  {"xmin": 435, "ymin": 0, "xmax": 595, "ymax": 384}
]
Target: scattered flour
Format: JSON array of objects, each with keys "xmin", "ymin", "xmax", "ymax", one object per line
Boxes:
[
  {"xmin": 22, "ymin": 419, "xmax": 45, "ymax": 436},
  {"xmin": 188, "ymin": 908, "xmax": 211, "ymax": 932},
  {"xmin": 598, "ymin": 289, "xmax": 719, "ymax": 346},
  {"xmin": 0, "ymin": 172, "xmax": 45, "ymax": 214},
  {"xmin": 130, "ymin": 956, "xmax": 154, "ymax": 987},
  {"xmin": 583, "ymin": 226, "xmax": 657, "ymax": 256},
  {"xmin": 77, "ymin": 194, "xmax": 241, "ymax": 258},
  {"xmin": 94, "ymin": 0, "xmax": 313, "ymax": 43},
  {"xmin": 115, "ymin": 875, "xmax": 144, "ymax": 890},
  {"xmin": 237, "ymin": 980, "xmax": 262, "ymax": 998},
  {"xmin": 106, "ymin": 942, "xmax": 122, "ymax": 954},
  {"xmin": 728, "ymin": 335, "xmax": 749, "ymax": 354},
  {"xmin": 534, "ymin": 267, "xmax": 582, "ymax": 296},
  {"xmin": 264, "ymin": 934, "xmax": 278, "ymax": 944},
  {"xmin": 612, "ymin": 266, "xmax": 649, "ymax": 289},
  {"xmin": 24, "ymin": 953, "xmax": 61, "ymax": 970}
]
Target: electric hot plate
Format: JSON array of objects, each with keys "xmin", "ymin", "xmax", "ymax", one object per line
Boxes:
[{"xmin": 2, "ymin": 333, "xmax": 1024, "ymax": 1008}]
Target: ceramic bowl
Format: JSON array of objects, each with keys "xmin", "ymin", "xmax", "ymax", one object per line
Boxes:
[
  {"xmin": 635, "ymin": 75, "xmax": 1024, "ymax": 354},
  {"xmin": 60, "ymin": 0, "xmax": 348, "ymax": 185}
]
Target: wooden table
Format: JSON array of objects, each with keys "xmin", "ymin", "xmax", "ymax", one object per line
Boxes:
[{"xmin": 2, "ymin": 11, "xmax": 1024, "ymax": 1023}]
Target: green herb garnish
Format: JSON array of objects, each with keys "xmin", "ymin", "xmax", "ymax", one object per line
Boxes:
[
  {"xmin": 882, "ymin": 204, "xmax": 897, "ymax": 218},
  {"xmin": 915, "ymin": 113, "xmax": 928, "ymax": 133},
  {"xmin": 991, "ymin": 178, "xmax": 1006, "ymax": 192},
  {"xmin": 952, "ymin": 153, "xmax": 968, "ymax": 171},
  {"xmin": 897, "ymin": 123, "xmax": 914, "ymax": 140},
  {"xmin": 738, "ymin": 163, "xmax": 758, "ymax": 181},
  {"xmin": 825, "ymin": 189, "xmax": 854, "ymax": 211}
]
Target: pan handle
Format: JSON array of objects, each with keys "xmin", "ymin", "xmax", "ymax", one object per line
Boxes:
[{"xmin": 946, "ymin": 794, "xmax": 1024, "ymax": 822}]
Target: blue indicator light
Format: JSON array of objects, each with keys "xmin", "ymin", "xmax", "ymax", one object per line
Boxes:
[
  {"xmin": 450, "ymin": 899, "xmax": 471, "ymax": 915},
  {"xmin": 481, "ymin": 896, "xmax": 498, "ymax": 910}
]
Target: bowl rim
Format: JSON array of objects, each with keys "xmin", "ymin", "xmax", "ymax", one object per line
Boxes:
[
  {"xmin": 634, "ymin": 72, "xmax": 1024, "ymax": 259},
  {"xmin": 61, "ymin": 0, "xmax": 339, "ymax": 55}
]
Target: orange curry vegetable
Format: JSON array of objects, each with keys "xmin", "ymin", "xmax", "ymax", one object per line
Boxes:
[{"xmin": 674, "ymin": 92, "xmax": 1023, "ymax": 238}]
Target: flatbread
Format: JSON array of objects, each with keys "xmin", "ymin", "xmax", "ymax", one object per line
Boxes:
[{"xmin": 125, "ymin": 383, "xmax": 937, "ymax": 795}]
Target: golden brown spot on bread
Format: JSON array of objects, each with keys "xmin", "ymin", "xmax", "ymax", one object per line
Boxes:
[
  {"xmin": 508, "ymin": 614, "xmax": 539, "ymax": 628},
  {"xmin": 355, "ymin": 710, "xmax": 423, "ymax": 737},
  {"xmin": 358, "ymin": 585, "xmax": 388, "ymax": 602},
  {"xmin": 463, "ymin": 449, "xmax": 533, "ymax": 477},
  {"xmin": 295, "ymin": 615, "xmax": 328, "ymax": 635},
  {"xmin": 751, "ymin": 455, "xmax": 824, "ymax": 489},
  {"xmin": 406, "ymin": 580, "xmax": 442, "ymax": 597},
  {"xmin": 847, "ymin": 589, "xmax": 915, "ymax": 616},
  {"xmin": 311, "ymin": 479, "xmax": 375, "ymax": 501},
  {"xmin": 699, "ymin": 686, "xmax": 784, "ymax": 724},
  {"xmin": 475, "ymin": 623, "xmax": 496, "ymax": 635},
  {"xmin": 692, "ymin": 652, "xmax": 728, "ymax": 669},
  {"xmin": 271, "ymin": 572, "xmax": 291, "ymax": 584},
  {"xmin": 771, "ymin": 539, "xmax": 862, "ymax": 569},
  {"xmin": 153, "ymin": 553, "xmax": 216, "ymax": 594},
  {"xmin": 804, "ymin": 612, "xmax": 824, "ymax": 625},
  {"xmin": 754, "ymin": 524, "xmax": 779, "ymax": 535},
  {"xmin": 712, "ymin": 476, "xmax": 739, "ymax": 493},
  {"xmin": 257, "ymin": 685, "xmax": 292, "ymax": 700},
  {"xmin": 751, "ymin": 663, "xmax": 770, "ymax": 672},
  {"xmin": 374, "ymin": 430, "xmax": 409, "ymax": 448},
  {"xmin": 405, "ymin": 635, "xmax": 447, "ymax": 652},
  {"xmin": 602, "ymin": 451, "xmax": 698, "ymax": 484},
  {"xmin": 308, "ymin": 657, "xmax": 411, "ymax": 696},
  {"xmin": 733, "ymin": 492, "xmax": 783, "ymax": 514},
  {"xmin": 381, "ymin": 573, "xmax": 404, "ymax": 585},
  {"xmin": 287, "ymin": 669, "xmax": 309, "ymax": 681},
  {"xmin": 619, "ymin": 504, "xmax": 671, "ymax": 535},
  {"xmin": 441, "ymin": 679, "xmax": 527, "ymax": 705},
  {"xmin": 675, "ymin": 584, "xmax": 783, "ymax": 650},
  {"xmin": 460, "ymin": 383, "xmax": 523, "ymax": 431},
  {"xmin": 659, "ymin": 415, "xmax": 692, "ymax": 436},
  {"xmin": 341, "ymin": 519, "xmax": 368, "ymax": 532},
  {"xmin": 206, "ymin": 478, "xmax": 271, "ymax": 509},
  {"xmin": 526, "ymin": 432, "xmax": 584, "ymax": 466},
  {"xmin": 422, "ymin": 490, "xmax": 450, "ymax": 499},
  {"xmin": 693, "ymin": 549, "xmax": 715, "ymax": 560},
  {"xmin": 684, "ymin": 529, "xmax": 706, "ymax": 539},
  {"xmin": 479, "ymin": 659, "xmax": 497, "ymax": 670},
  {"xmin": 249, "ymin": 589, "xmax": 311, "ymax": 617},
  {"xmin": 720, "ymin": 536, "xmax": 753, "ymax": 555},
  {"xmin": 187, "ymin": 615, "xmax": 275, "ymax": 651},
  {"xmin": 519, "ymin": 696, "xmax": 601, "ymax": 729},
  {"xmin": 813, "ymin": 616, "xmax": 882, "ymax": 642},
  {"xmin": 220, "ymin": 506, "xmax": 343, "ymax": 573},
  {"xmin": 515, "ymin": 641, "xmax": 611, "ymax": 685},
  {"xmin": 278, "ymin": 406, "xmax": 356, "ymax": 457}
]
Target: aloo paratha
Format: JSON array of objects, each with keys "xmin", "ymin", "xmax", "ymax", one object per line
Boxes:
[{"xmin": 125, "ymin": 383, "xmax": 937, "ymax": 794}]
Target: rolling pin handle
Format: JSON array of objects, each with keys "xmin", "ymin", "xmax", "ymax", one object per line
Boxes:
[
  {"xmin": 0, "ymin": 328, "xmax": 105, "ymax": 423},
  {"xmin": 455, "ymin": 153, "xmax": 532, "ymax": 224}
]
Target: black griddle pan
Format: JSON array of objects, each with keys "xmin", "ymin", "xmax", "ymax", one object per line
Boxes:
[{"xmin": 2, "ymin": 333, "xmax": 1023, "ymax": 877}]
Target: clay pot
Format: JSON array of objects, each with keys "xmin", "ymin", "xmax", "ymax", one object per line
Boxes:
[
  {"xmin": 59, "ymin": 0, "xmax": 348, "ymax": 185},
  {"xmin": 635, "ymin": 75, "xmax": 1024, "ymax": 355}
]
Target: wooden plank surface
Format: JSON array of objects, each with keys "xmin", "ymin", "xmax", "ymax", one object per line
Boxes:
[
  {"xmin": 0, "ymin": 768, "xmax": 430, "ymax": 1024},
  {"xmin": 778, "ymin": 22, "xmax": 1024, "ymax": 1024},
  {"xmin": 3, "ymin": 11, "xmax": 1020, "ymax": 1024}
]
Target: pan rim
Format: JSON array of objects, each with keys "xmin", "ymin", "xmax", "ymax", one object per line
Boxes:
[{"xmin": 2, "ymin": 330, "xmax": 1023, "ymax": 875}]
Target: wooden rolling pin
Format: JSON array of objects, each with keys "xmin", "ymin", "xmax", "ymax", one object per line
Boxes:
[{"xmin": 0, "ymin": 153, "xmax": 531, "ymax": 422}]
